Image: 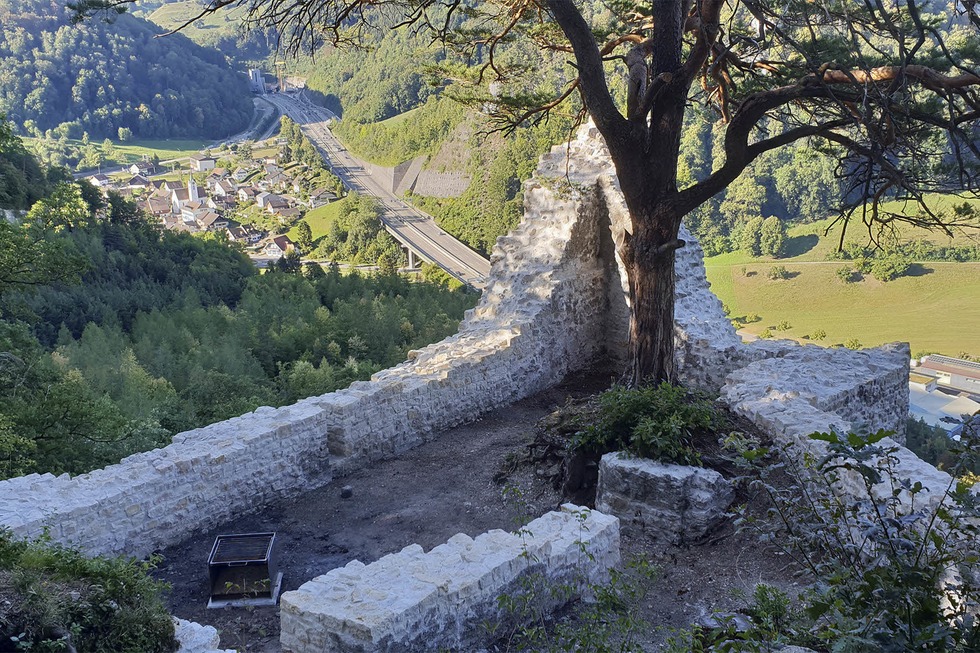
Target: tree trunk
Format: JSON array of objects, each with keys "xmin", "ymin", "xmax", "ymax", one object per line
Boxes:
[{"xmin": 621, "ymin": 207, "xmax": 680, "ymax": 387}]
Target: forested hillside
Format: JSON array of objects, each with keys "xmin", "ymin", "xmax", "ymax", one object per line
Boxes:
[
  {"xmin": 0, "ymin": 113, "xmax": 59, "ymax": 209},
  {"xmin": 0, "ymin": 0, "xmax": 253, "ymax": 139},
  {"xmin": 0, "ymin": 128, "xmax": 477, "ymax": 480}
]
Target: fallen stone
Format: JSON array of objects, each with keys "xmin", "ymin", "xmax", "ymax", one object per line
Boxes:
[{"xmin": 174, "ymin": 618, "xmax": 235, "ymax": 653}]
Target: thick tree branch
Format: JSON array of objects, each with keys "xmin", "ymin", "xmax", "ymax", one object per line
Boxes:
[
  {"xmin": 545, "ymin": 0, "xmax": 627, "ymax": 146},
  {"xmin": 821, "ymin": 65, "xmax": 980, "ymax": 91},
  {"xmin": 676, "ymin": 77, "xmax": 853, "ymax": 213},
  {"xmin": 677, "ymin": 0, "xmax": 724, "ymax": 88}
]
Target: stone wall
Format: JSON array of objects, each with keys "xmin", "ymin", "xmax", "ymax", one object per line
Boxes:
[
  {"xmin": 596, "ymin": 454, "xmax": 733, "ymax": 544},
  {"xmin": 0, "ymin": 122, "xmax": 935, "ymax": 570},
  {"xmin": 413, "ymin": 170, "xmax": 471, "ymax": 198},
  {"xmin": 279, "ymin": 505, "xmax": 620, "ymax": 653},
  {"xmin": 0, "ymin": 126, "xmax": 620, "ymax": 559}
]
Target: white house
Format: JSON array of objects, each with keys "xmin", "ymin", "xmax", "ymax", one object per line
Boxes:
[{"xmin": 190, "ymin": 153, "xmax": 217, "ymax": 172}]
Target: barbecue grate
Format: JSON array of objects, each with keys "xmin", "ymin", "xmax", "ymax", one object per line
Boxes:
[{"xmin": 207, "ymin": 532, "xmax": 282, "ymax": 608}]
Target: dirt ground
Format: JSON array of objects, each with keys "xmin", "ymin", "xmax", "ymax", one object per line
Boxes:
[{"xmin": 152, "ymin": 366, "xmax": 798, "ymax": 652}]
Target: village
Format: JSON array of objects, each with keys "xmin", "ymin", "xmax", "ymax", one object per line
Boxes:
[{"xmin": 86, "ymin": 140, "xmax": 342, "ymax": 264}]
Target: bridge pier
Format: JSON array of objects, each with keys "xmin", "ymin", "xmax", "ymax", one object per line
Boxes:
[{"xmin": 406, "ymin": 248, "xmax": 419, "ymax": 270}]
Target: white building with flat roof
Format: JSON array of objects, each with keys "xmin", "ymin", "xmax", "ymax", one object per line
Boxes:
[{"xmin": 248, "ymin": 69, "xmax": 265, "ymax": 94}]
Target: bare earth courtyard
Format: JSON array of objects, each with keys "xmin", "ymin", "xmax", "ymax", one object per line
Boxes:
[{"xmin": 153, "ymin": 366, "xmax": 797, "ymax": 652}]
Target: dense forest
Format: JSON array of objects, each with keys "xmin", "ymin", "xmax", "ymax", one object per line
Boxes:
[
  {"xmin": 0, "ymin": 131, "xmax": 477, "ymax": 480},
  {"xmin": 0, "ymin": 112, "xmax": 61, "ymax": 208},
  {"xmin": 0, "ymin": 0, "xmax": 254, "ymax": 139}
]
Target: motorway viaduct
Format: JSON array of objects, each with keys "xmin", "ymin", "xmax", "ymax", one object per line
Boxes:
[{"xmin": 264, "ymin": 94, "xmax": 491, "ymax": 291}]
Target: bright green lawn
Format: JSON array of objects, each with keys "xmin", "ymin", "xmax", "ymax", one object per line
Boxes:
[
  {"xmin": 28, "ymin": 137, "xmax": 211, "ymax": 165},
  {"xmin": 148, "ymin": 1, "xmax": 248, "ymax": 43},
  {"xmin": 704, "ymin": 261, "xmax": 980, "ymax": 356},
  {"xmin": 113, "ymin": 139, "xmax": 212, "ymax": 161},
  {"xmin": 291, "ymin": 199, "xmax": 346, "ymax": 240},
  {"xmin": 703, "ymin": 202, "xmax": 980, "ymax": 356}
]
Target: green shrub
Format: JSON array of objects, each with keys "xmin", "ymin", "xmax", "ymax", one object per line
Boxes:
[
  {"xmin": 736, "ymin": 429, "xmax": 980, "ymax": 652},
  {"xmin": 766, "ymin": 265, "xmax": 790, "ymax": 280},
  {"xmin": 572, "ymin": 383, "xmax": 721, "ymax": 466},
  {"xmin": 0, "ymin": 531, "xmax": 177, "ymax": 653},
  {"xmin": 869, "ymin": 254, "xmax": 912, "ymax": 282}
]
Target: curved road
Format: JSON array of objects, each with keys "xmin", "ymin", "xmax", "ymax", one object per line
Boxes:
[{"xmin": 265, "ymin": 93, "xmax": 491, "ymax": 290}]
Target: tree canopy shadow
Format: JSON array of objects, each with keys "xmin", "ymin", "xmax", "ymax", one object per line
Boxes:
[
  {"xmin": 305, "ymin": 89, "xmax": 343, "ymax": 117},
  {"xmin": 782, "ymin": 234, "xmax": 820, "ymax": 258},
  {"xmin": 905, "ymin": 263, "xmax": 933, "ymax": 277}
]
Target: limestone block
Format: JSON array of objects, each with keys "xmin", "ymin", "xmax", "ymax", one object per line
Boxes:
[
  {"xmin": 173, "ymin": 618, "xmax": 235, "ymax": 653},
  {"xmin": 279, "ymin": 505, "xmax": 620, "ymax": 653},
  {"xmin": 596, "ymin": 452, "xmax": 734, "ymax": 544}
]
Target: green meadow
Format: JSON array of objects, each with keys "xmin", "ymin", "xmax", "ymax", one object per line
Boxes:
[
  {"xmin": 703, "ymin": 215, "xmax": 980, "ymax": 356},
  {"xmin": 289, "ymin": 199, "xmax": 346, "ymax": 240}
]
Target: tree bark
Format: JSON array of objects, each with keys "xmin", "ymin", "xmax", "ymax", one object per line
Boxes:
[{"xmin": 620, "ymin": 205, "xmax": 682, "ymax": 387}]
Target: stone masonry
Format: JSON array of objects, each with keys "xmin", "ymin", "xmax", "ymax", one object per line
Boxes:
[
  {"xmin": 0, "ymin": 122, "xmax": 939, "ymax": 603},
  {"xmin": 596, "ymin": 453, "xmax": 734, "ymax": 543},
  {"xmin": 279, "ymin": 505, "xmax": 620, "ymax": 653},
  {"xmin": 0, "ymin": 125, "xmax": 619, "ymax": 558}
]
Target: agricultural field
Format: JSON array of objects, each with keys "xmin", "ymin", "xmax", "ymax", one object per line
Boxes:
[
  {"xmin": 146, "ymin": 1, "xmax": 249, "ymax": 44},
  {"xmin": 703, "ymin": 215, "xmax": 980, "ymax": 357}
]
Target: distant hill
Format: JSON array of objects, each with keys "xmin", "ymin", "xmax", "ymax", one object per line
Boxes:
[
  {"xmin": 141, "ymin": 0, "xmax": 276, "ymax": 64},
  {"xmin": 0, "ymin": 0, "xmax": 254, "ymax": 139}
]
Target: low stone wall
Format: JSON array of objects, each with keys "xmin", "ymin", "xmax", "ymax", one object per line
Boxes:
[
  {"xmin": 722, "ymin": 360, "xmax": 952, "ymax": 508},
  {"xmin": 596, "ymin": 453, "xmax": 734, "ymax": 543},
  {"xmin": 279, "ymin": 505, "xmax": 620, "ymax": 653}
]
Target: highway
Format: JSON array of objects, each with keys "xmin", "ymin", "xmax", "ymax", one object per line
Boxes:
[{"xmin": 264, "ymin": 93, "xmax": 491, "ymax": 291}]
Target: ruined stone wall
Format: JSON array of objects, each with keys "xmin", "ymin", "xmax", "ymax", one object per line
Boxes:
[
  {"xmin": 279, "ymin": 505, "xmax": 620, "ymax": 653},
  {"xmin": 0, "ymin": 128, "xmax": 617, "ymax": 559},
  {"xmin": 0, "ymin": 124, "xmax": 932, "ymax": 567}
]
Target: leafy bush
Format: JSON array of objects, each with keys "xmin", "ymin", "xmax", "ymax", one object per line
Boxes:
[
  {"xmin": 869, "ymin": 254, "xmax": 912, "ymax": 282},
  {"xmin": 666, "ymin": 583, "xmax": 817, "ymax": 652},
  {"xmin": 0, "ymin": 531, "xmax": 177, "ymax": 653},
  {"xmin": 572, "ymin": 383, "xmax": 722, "ymax": 466},
  {"xmin": 836, "ymin": 265, "xmax": 856, "ymax": 283},
  {"xmin": 736, "ymin": 429, "xmax": 980, "ymax": 652},
  {"xmin": 766, "ymin": 265, "xmax": 790, "ymax": 280}
]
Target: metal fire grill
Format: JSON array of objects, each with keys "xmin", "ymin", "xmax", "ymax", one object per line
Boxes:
[{"xmin": 207, "ymin": 532, "xmax": 283, "ymax": 608}]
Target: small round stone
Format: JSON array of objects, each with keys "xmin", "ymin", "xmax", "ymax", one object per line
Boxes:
[{"xmin": 340, "ymin": 485, "xmax": 354, "ymax": 499}]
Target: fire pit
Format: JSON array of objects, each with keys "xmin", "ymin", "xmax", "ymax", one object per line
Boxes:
[{"xmin": 207, "ymin": 532, "xmax": 282, "ymax": 608}]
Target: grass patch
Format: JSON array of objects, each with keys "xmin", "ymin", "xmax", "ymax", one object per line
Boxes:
[
  {"xmin": 704, "ymin": 201, "xmax": 980, "ymax": 355},
  {"xmin": 377, "ymin": 106, "xmax": 421, "ymax": 128},
  {"xmin": 705, "ymin": 261, "xmax": 980, "ymax": 355},
  {"xmin": 292, "ymin": 199, "xmax": 346, "ymax": 240},
  {"xmin": 147, "ymin": 0, "xmax": 248, "ymax": 42},
  {"xmin": 26, "ymin": 137, "xmax": 211, "ymax": 165}
]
